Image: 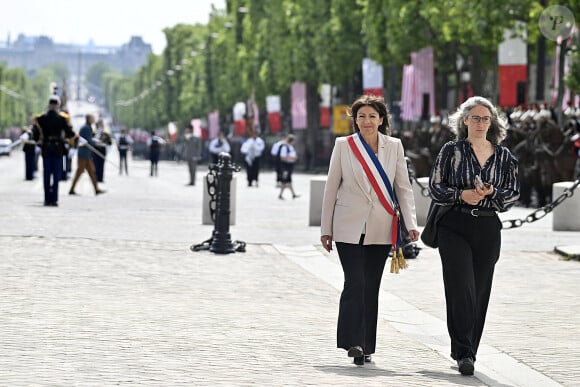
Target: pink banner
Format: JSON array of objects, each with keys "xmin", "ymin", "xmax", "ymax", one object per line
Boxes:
[
  {"xmin": 400, "ymin": 64, "xmax": 416, "ymax": 121},
  {"xmin": 208, "ymin": 110, "xmax": 220, "ymax": 139},
  {"xmin": 291, "ymin": 82, "xmax": 307, "ymax": 130},
  {"xmin": 191, "ymin": 119, "xmax": 202, "ymax": 138},
  {"xmin": 400, "ymin": 47, "xmax": 435, "ymax": 121}
]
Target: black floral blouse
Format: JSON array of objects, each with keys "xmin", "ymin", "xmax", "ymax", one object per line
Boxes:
[{"xmin": 429, "ymin": 140, "xmax": 520, "ymax": 212}]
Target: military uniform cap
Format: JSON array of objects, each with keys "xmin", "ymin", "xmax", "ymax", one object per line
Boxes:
[{"xmin": 48, "ymin": 95, "xmax": 60, "ymax": 104}]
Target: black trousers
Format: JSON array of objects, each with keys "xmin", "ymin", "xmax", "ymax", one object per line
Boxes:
[
  {"xmin": 438, "ymin": 209, "xmax": 502, "ymax": 361},
  {"xmin": 336, "ymin": 238, "xmax": 389, "ymax": 355},
  {"xmin": 24, "ymin": 151, "xmax": 35, "ymax": 180},
  {"xmin": 245, "ymin": 156, "xmax": 261, "ymax": 185},
  {"xmin": 119, "ymin": 149, "xmax": 129, "ymax": 175}
]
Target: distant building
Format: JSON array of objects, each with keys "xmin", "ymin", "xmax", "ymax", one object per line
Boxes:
[{"xmin": 0, "ymin": 34, "xmax": 151, "ymax": 75}]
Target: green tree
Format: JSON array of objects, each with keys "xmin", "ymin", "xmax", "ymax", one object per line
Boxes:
[{"xmin": 85, "ymin": 61, "xmax": 112, "ymax": 98}]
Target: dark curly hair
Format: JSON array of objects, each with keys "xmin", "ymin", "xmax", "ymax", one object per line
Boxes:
[{"xmin": 347, "ymin": 95, "xmax": 392, "ymax": 135}]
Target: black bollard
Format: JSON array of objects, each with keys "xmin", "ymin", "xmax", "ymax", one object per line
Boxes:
[{"xmin": 191, "ymin": 152, "xmax": 245, "ymax": 253}]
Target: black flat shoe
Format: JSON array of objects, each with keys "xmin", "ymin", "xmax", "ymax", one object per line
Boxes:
[
  {"xmin": 353, "ymin": 356, "xmax": 364, "ymax": 366},
  {"xmin": 457, "ymin": 357, "xmax": 474, "ymax": 376},
  {"xmin": 364, "ymin": 355, "xmax": 372, "ymax": 363},
  {"xmin": 347, "ymin": 346, "xmax": 364, "ymax": 358}
]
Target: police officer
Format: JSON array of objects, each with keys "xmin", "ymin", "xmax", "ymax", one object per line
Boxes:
[{"xmin": 32, "ymin": 96, "xmax": 76, "ymax": 206}]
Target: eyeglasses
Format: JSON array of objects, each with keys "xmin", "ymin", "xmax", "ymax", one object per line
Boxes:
[{"xmin": 470, "ymin": 115, "xmax": 492, "ymax": 123}]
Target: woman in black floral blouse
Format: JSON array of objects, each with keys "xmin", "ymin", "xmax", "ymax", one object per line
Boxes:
[{"xmin": 428, "ymin": 96, "xmax": 519, "ymax": 376}]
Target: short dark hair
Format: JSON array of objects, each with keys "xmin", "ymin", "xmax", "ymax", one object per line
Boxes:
[{"xmin": 348, "ymin": 95, "xmax": 391, "ymax": 135}]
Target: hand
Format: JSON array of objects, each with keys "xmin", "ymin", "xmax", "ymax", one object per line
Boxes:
[
  {"xmin": 461, "ymin": 188, "xmax": 485, "ymax": 206},
  {"xmin": 475, "ymin": 183, "xmax": 494, "ymax": 197},
  {"xmin": 408, "ymin": 229, "xmax": 420, "ymax": 242},
  {"xmin": 321, "ymin": 235, "xmax": 333, "ymax": 252}
]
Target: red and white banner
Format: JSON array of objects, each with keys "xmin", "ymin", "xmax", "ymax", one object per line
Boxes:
[
  {"xmin": 266, "ymin": 95, "xmax": 282, "ymax": 133},
  {"xmin": 291, "ymin": 82, "xmax": 307, "ymax": 130},
  {"xmin": 498, "ymin": 23, "xmax": 527, "ymax": 107},
  {"xmin": 320, "ymin": 84, "xmax": 332, "ymax": 127},
  {"xmin": 168, "ymin": 122, "xmax": 178, "ymax": 142},
  {"xmin": 233, "ymin": 102, "xmax": 246, "ymax": 136},
  {"xmin": 362, "ymin": 58, "xmax": 384, "ymax": 97}
]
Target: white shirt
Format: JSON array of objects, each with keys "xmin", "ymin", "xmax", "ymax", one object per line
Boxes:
[
  {"xmin": 279, "ymin": 143, "xmax": 297, "ymax": 163},
  {"xmin": 209, "ymin": 137, "xmax": 231, "ymax": 154},
  {"xmin": 271, "ymin": 139, "xmax": 284, "ymax": 156}
]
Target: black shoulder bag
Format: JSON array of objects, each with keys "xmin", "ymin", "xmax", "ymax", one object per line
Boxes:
[{"xmin": 420, "ymin": 201, "xmax": 453, "ymax": 248}]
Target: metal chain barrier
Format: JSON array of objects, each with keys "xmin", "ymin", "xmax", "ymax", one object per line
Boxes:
[
  {"xmin": 412, "ymin": 175, "xmax": 431, "ymax": 197},
  {"xmin": 501, "ymin": 179, "xmax": 579, "ymax": 229},
  {"xmin": 409, "ymin": 163, "xmax": 579, "ymax": 231}
]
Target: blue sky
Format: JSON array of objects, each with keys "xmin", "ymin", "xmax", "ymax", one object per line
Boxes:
[{"xmin": 0, "ymin": 0, "xmax": 225, "ymax": 54}]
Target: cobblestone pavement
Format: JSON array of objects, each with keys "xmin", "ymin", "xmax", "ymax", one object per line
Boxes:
[{"xmin": 1, "ymin": 152, "xmax": 579, "ymax": 386}]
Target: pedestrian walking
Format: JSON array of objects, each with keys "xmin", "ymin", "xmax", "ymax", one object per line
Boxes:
[
  {"xmin": 320, "ymin": 95, "xmax": 419, "ymax": 366},
  {"xmin": 68, "ymin": 114, "xmax": 105, "ymax": 196},
  {"xmin": 116, "ymin": 128, "xmax": 133, "ymax": 175},
  {"xmin": 240, "ymin": 128, "xmax": 265, "ymax": 187},
  {"xmin": 208, "ymin": 131, "xmax": 231, "ymax": 164},
  {"xmin": 182, "ymin": 124, "xmax": 202, "ymax": 185},
  {"xmin": 270, "ymin": 132, "xmax": 287, "ymax": 187},
  {"xmin": 19, "ymin": 124, "xmax": 37, "ymax": 181},
  {"xmin": 277, "ymin": 134, "xmax": 300, "ymax": 200},
  {"xmin": 92, "ymin": 119, "xmax": 111, "ymax": 183},
  {"xmin": 428, "ymin": 96, "xmax": 519, "ymax": 376},
  {"xmin": 148, "ymin": 131, "xmax": 166, "ymax": 177},
  {"xmin": 32, "ymin": 96, "xmax": 76, "ymax": 206}
]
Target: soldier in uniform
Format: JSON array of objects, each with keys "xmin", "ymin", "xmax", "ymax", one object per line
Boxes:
[{"xmin": 32, "ymin": 96, "xmax": 76, "ymax": 206}]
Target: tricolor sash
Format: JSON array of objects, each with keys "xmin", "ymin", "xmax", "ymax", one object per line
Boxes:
[{"xmin": 347, "ymin": 132, "xmax": 401, "ymax": 248}]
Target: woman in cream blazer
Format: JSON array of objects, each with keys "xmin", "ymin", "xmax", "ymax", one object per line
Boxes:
[{"xmin": 320, "ymin": 95, "xmax": 419, "ymax": 366}]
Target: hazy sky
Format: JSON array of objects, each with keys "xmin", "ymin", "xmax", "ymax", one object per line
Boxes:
[{"xmin": 0, "ymin": 0, "xmax": 226, "ymax": 54}]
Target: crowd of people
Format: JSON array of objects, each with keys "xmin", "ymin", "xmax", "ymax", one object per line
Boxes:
[{"xmin": 15, "ymin": 96, "xmax": 307, "ymax": 204}]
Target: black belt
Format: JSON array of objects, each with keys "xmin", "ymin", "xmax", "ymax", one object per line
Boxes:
[{"xmin": 455, "ymin": 205, "xmax": 496, "ymax": 217}]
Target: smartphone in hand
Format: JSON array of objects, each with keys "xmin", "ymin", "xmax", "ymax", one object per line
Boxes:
[
  {"xmin": 475, "ymin": 174, "xmax": 491, "ymax": 190},
  {"xmin": 475, "ymin": 174, "xmax": 484, "ymax": 189}
]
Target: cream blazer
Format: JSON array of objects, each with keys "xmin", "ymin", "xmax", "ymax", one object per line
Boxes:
[{"xmin": 320, "ymin": 133, "xmax": 417, "ymax": 245}]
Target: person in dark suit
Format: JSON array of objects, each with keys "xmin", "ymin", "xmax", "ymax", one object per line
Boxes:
[
  {"xmin": 182, "ymin": 124, "xmax": 202, "ymax": 185},
  {"xmin": 32, "ymin": 96, "xmax": 76, "ymax": 206},
  {"xmin": 147, "ymin": 131, "xmax": 166, "ymax": 177},
  {"xmin": 320, "ymin": 95, "xmax": 419, "ymax": 366}
]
